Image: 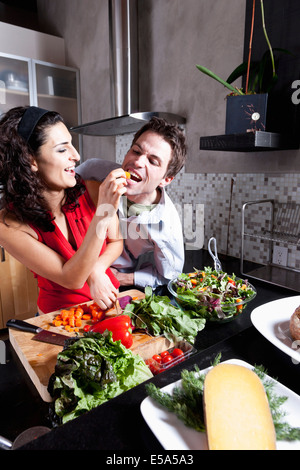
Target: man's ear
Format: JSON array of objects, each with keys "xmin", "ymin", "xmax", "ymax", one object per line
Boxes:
[{"xmin": 159, "ymin": 176, "xmax": 174, "ymax": 188}]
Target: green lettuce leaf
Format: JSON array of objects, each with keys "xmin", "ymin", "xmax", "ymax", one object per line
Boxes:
[{"xmin": 48, "ymin": 331, "xmax": 152, "ymax": 424}]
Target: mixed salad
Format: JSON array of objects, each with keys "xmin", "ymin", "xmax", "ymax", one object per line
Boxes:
[{"xmin": 169, "ymin": 267, "xmax": 256, "ymax": 321}]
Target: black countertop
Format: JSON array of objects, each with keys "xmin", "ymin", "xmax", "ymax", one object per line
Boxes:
[{"xmin": 1, "ymin": 249, "xmax": 299, "ymax": 452}]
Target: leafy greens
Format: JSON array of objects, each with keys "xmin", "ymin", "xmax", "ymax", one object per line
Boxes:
[
  {"xmin": 48, "ymin": 331, "xmax": 152, "ymax": 424},
  {"xmin": 123, "ymin": 286, "xmax": 206, "ymax": 343}
]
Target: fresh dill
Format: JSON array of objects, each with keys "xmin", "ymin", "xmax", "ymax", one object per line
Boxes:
[{"xmin": 145, "ymin": 354, "xmax": 300, "ymax": 442}]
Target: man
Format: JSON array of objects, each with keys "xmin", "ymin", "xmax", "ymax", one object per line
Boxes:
[{"xmin": 76, "ymin": 117, "xmax": 186, "ymax": 290}]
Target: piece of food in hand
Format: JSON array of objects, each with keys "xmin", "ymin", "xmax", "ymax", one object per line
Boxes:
[
  {"xmin": 290, "ymin": 305, "xmax": 300, "ymax": 340},
  {"xmin": 203, "ymin": 363, "xmax": 276, "ymax": 450},
  {"xmin": 118, "ymin": 295, "xmax": 132, "ymax": 310},
  {"xmin": 124, "ymin": 171, "xmax": 140, "ymax": 182}
]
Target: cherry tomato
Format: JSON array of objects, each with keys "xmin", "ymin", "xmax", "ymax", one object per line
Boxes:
[
  {"xmin": 145, "ymin": 358, "xmax": 161, "ymax": 375},
  {"xmin": 160, "ymin": 350, "xmax": 169, "ymax": 358},
  {"xmin": 162, "ymin": 354, "xmax": 174, "ymax": 364},
  {"xmin": 171, "ymin": 348, "xmax": 184, "ymax": 358},
  {"xmin": 152, "ymin": 354, "xmax": 162, "ymax": 363},
  {"xmin": 83, "ymin": 324, "xmax": 90, "ymax": 332},
  {"xmin": 145, "ymin": 358, "xmax": 154, "ymax": 367}
]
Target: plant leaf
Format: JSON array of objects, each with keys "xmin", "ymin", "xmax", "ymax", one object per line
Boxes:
[{"xmin": 196, "ymin": 65, "xmax": 244, "ymax": 95}]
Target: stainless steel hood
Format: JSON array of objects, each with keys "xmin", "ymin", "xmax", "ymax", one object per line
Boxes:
[{"xmin": 71, "ymin": 0, "xmax": 186, "ymax": 136}]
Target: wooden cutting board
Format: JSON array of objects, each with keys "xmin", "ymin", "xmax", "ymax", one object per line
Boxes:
[{"xmin": 8, "ymin": 289, "xmax": 174, "ymax": 402}]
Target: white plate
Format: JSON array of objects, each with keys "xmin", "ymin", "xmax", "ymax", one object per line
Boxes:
[
  {"xmin": 140, "ymin": 359, "xmax": 300, "ymax": 450},
  {"xmin": 251, "ymin": 296, "xmax": 300, "ymax": 364}
]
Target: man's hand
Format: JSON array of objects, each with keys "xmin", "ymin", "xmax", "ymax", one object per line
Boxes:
[{"xmin": 110, "ymin": 267, "xmax": 134, "ymax": 286}]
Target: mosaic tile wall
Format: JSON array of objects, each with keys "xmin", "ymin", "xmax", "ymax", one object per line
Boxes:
[{"xmin": 116, "ymin": 135, "xmax": 300, "ymax": 271}]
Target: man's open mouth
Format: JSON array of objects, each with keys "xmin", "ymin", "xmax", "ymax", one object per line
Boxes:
[{"xmin": 127, "ymin": 171, "xmax": 142, "ymax": 182}]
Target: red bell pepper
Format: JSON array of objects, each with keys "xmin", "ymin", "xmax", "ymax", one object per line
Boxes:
[
  {"xmin": 110, "ymin": 328, "xmax": 133, "ymax": 348},
  {"xmin": 89, "ymin": 315, "xmax": 133, "ymax": 348}
]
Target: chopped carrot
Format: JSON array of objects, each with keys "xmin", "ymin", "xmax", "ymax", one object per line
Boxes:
[
  {"xmin": 90, "ymin": 309, "xmax": 100, "ymax": 318},
  {"xmin": 236, "ymin": 298, "xmax": 243, "ymax": 312},
  {"xmin": 52, "ymin": 304, "xmax": 100, "ymax": 332},
  {"xmin": 82, "ymin": 313, "xmax": 92, "ymax": 320}
]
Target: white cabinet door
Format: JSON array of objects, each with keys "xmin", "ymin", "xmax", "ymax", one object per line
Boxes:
[{"xmin": 0, "ymin": 52, "xmax": 32, "ymax": 116}]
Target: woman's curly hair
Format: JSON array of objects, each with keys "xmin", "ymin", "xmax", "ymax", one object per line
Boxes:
[{"xmin": 0, "ymin": 106, "xmax": 85, "ymax": 232}]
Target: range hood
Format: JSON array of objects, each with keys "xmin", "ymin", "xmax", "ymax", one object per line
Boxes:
[{"xmin": 71, "ymin": 0, "xmax": 186, "ymax": 136}]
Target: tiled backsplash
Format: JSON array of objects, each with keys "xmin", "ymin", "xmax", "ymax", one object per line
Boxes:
[{"xmin": 116, "ymin": 135, "xmax": 300, "ymax": 270}]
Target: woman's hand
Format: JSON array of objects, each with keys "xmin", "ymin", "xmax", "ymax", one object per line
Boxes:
[
  {"xmin": 88, "ymin": 267, "xmax": 119, "ymax": 310},
  {"xmin": 96, "ymin": 169, "xmax": 127, "ymax": 218}
]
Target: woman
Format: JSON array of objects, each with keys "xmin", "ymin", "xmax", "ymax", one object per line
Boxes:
[{"xmin": 0, "ymin": 106, "xmax": 127, "ymax": 314}]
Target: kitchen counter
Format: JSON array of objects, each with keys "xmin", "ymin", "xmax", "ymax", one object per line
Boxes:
[{"xmin": 0, "ymin": 249, "xmax": 299, "ymax": 451}]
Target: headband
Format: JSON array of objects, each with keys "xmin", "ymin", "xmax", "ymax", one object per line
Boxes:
[{"xmin": 17, "ymin": 106, "xmax": 49, "ymax": 143}]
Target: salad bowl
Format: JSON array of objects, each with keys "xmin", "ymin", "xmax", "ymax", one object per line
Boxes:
[{"xmin": 168, "ymin": 267, "xmax": 256, "ymax": 323}]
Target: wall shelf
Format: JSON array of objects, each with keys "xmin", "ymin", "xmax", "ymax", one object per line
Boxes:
[
  {"xmin": 200, "ymin": 131, "xmax": 299, "ymax": 152},
  {"xmin": 241, "ymin": 199, "xmax": 300, "ymax": 292}
]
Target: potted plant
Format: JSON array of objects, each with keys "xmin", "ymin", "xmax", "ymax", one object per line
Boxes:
[{"xmin": 196, "ymin": 0, "xmax": 290, "ymax": 135}]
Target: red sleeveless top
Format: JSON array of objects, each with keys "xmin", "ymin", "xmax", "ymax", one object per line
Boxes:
[{"xmin": 29, "ymin": 186, "xmax": 119, "ymax": 313}]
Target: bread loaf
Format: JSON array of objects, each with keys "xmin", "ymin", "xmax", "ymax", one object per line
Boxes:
[
  {"xmin": 290, "ymin": 306, "xmax": 300, "ymax": 341},
  {"xmin": 204, "ymin": 363, "xmax": 276, "ymax": 450}
]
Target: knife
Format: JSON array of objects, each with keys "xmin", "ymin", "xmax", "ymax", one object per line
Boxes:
[{"xmin": 6, "ymin": 319, "xmax": 73, "ymax": 346}]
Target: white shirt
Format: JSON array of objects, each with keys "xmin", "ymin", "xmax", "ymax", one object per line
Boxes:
[{"xmin": 76, "ymin": 158, "xmax": 184, "ymax": 288}]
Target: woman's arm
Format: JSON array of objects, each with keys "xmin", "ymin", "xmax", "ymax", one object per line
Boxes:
[
  {"xmin": 87, "ymin": 211, "xmax": 124, "ymax": 307},
  {"xmin": 0, "ymin": 169, "xmax": 127, "ymax": 295}
]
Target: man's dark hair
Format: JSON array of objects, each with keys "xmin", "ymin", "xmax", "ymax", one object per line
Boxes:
[{"xmin": 132, "ymin": 117, "xmax": 187, "ymax": 178}]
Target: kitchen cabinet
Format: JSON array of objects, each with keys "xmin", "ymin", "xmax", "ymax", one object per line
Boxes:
[
  {"xmin": 0, "ymin": 52, "xmax": 81, "ymax": 152},
  {"xmin": 0, "ymin": 251, "xmax": 38, "ymax": 328}
]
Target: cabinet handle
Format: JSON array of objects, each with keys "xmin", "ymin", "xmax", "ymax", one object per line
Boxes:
[{"xmin": 0, "ymin": 246, "xmax": 5, "ymax": 262}]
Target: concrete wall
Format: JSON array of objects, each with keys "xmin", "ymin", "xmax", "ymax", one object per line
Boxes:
[
  {"xmin": 36, "ymin": 1, "xmax": 300, "ymax": 268},
  {"xmin": 36, "ymin": 0, "xmax": 300, "ymax": 172}
]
